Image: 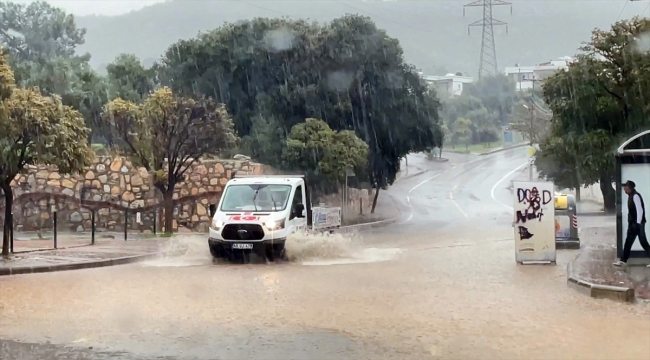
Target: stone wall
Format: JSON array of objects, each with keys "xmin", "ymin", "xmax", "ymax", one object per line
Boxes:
[
  {"xmin": 318, "ymin": 188, "xmax": 374, "ymax": 217},
  {"xmin": 0, "ymin": 157, "xmax": 374, "ymax": 232},
  {"xmin": 0, "ymin": 157, "xmax": 265, "ymax": 233}
]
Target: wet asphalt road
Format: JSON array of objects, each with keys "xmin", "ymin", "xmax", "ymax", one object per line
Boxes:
[{"xmin": 1, "ymin": 148, "xmax": 649, "ymax": 360}]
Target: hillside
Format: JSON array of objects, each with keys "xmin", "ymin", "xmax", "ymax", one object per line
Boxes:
[{"xmin": 74, "ymin": 0, "xmax": 648, "ymax": 76}]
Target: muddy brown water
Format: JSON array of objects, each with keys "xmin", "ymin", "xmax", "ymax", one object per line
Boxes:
[{"xmin": 1, "ymin": 229, "xmax": 649, "ymax": 359}]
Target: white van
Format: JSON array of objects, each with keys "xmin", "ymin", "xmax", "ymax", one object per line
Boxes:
[{"xmin": 208, "ymin": 174, "xmax": 341, "ymax": 260}]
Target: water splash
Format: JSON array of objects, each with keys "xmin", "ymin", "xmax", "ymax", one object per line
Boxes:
[
  {"xmin": 286, "ymin": 231, "xmax": 403, "ymax": 266},
  {"xmin": 285, "ymin": 231, "xmax": 356, "ymax": 261},
  {"xmin": 141, "ymin": 235, "xmax": 210, "ymax": 267},
  {"xmin": 140, "ymin": 231, "xmax": 401, "ymax": 267}
]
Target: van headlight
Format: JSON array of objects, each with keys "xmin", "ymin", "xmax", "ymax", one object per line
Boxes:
[
  {"xmin": 264, "ymin": 219, "xmax": 285, "ymax": 231},
  {"xmin": 211, "ymin": 219, "xmax": 223, "ymax": 231}
]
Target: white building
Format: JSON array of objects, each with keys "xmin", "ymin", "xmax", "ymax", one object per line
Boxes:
[
  {"xmin": 504, "ymin": 56, "xmax": 575, "ymax": 91},
  {"xmin": 421, "ymin": 72, "xmax": 474, "ymax": 98}
]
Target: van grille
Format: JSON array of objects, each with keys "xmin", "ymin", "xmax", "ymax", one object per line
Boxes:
[{"xmin": 222, "ymin": 224, "xmax": 265, "ymax": 240}]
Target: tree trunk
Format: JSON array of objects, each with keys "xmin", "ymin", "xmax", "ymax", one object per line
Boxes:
[
  {"xmin": 599, "ymin": 176, "xmax": 616, "ymax": 213},
  {"xmin": 2, "ymin": 184, "xmax": 13, "ymax": 258},
  {"xmin": 163, "ymin": 190, "xmax": 174, "ymax": 234},
  {"xmin": 575, "ymin": 187, "xmax": 581, "ymax": 202},
  {"xmin": 370, "ymin": 186, "xmax": 380, "ymax": 214}
]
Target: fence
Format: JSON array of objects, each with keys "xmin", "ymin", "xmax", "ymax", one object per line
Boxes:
[
  {"xmin": 0, "ymin": 183, "xmax": 376, "ymax": 253},
  {"xmin": 0, "ymin": 189, "xmax": 223, "ymax": 253}
]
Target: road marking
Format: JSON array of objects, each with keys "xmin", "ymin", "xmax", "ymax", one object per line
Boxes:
[
  {"xmin": 490, "ymin": 161, "xmax": 528, "ymax": 211},
  {"xmin": 449, "ymin": 185, "xmax": 468, "ymax": 218},
  {"xmin": 400, "ymin": 159, "xmax": 483, "ymax": 225},
  {"xmin": 400, "ymin": 148, "xmax": 524, "ymax": 225},
  {"xmin": 400, "ymin": 172, "xmax": 446, "ymax": 225}
]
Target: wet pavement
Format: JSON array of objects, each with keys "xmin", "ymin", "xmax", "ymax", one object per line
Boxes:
[
  {"xmin": 570, "ymin": 226, "xmax": 650, "ymax": 300},
  {"xmin": 1, "ymin": 234, "xmax": 92, "ymax": 253},
  {"xmin": 0, "ymin": 238, "xmax": 184, "ymax": 272},
  {"xmin": 1, "ymin": 148, "xmax": 650, "ymax": 360},
  {"xmin": 1, "ymin": 232, "xmax": 175, "ymax": 253}
]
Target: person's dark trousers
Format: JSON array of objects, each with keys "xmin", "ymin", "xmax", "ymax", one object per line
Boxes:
[{"xmin": 621, "ymin": 222, "xmax": 650, "ymax": 262}]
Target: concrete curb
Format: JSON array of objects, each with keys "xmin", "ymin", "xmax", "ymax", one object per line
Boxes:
[
  {"xmin": 336, "ymin": 216, "xmax": 399, "ymax": 233},
  {"xmin": 0, "ymin": 252, "xmax": 160, "ymax": 277},
  {"xmin": 566, "ymin": 262, "xmax": 636, "ymax": 303},
  {"xmin": 577, "ymin": 211, "xmax": 609, "ymax": 217}
]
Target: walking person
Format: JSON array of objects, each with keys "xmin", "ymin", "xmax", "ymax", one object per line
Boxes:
[{"xmin": 614, "ymin": 180, "xmax": 650, "ymax": 267}]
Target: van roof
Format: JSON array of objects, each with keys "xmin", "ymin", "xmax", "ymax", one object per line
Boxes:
[{"xmin": 227, "ymin": 176, "xmax": 304, "ymax": 186}]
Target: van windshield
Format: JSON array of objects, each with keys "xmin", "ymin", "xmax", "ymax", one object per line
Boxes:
[{"xmin": 220, "ymin": 184, "xmax": 292, "ymax": 212}]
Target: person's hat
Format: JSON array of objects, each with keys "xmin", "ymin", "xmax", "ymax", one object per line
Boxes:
[{"xmin": 623, "ymin": 180, "xmax": 636, "ymax": 189}]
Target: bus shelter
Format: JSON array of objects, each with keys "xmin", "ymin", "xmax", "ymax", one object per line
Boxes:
[{"xmin": 616, "ymin": 130, "xmax": 650, "ymax": 260}]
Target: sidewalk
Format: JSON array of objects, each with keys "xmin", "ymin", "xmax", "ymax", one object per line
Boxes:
[
  {"xmin": 0, "ymin": 236, "xmax": 188, "ymax": 276},
  {"xmin": 567, "ymin": 225, "xmax": 650, "ymax": 302},
  {"xmin": 396, "ymin": 153, "xmax": 431, "ymax": 181},
  {"xmin": 576, "ymin": 201, "xmax": 607, "ymax": 216},
  {"xmin": 0, "ymin": 231, "xmax": 166, "ymax": 254}
]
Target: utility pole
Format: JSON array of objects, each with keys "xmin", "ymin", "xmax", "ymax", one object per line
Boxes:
[
  {"xmin": 464, "ymin": 0, "xmax": 512, "ymax": 79},
  {"xmin": 529, "ymin": 103, "xmax": 535, "ymax": 181},
  {"xmin": 522, "ymin": 102, "xmax": 535, "ymax": 181}
]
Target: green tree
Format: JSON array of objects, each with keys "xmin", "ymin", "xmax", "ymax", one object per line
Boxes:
[
  {"xmin": 538, "ymin": 17, "xmax": 650, "ymax": 210},
  {"xmin": 535, "ymin": 136, "xmax": 584, "ymax": 199},
  {"xmin": 441, "ymin": 95, "xmax": 498, "ymax": 147},
  {"xmin": 106, "ymin": 54, "xmax": 156, "ymax": 103},
  {"xmin": 101, "ymin": 87, "xmax": 237, "ymax": 233},
  {"xmin": 0, "ymin": 50, "xmax": 94, "ymax": 257},
  {"xmin": 159, "ymin": 15, "xmax": 442, "ymax": 197},
  {"xmin": 454, "ymin": 117, "xmax": 473, "ymax": 151},
  {"xmin": 441, "ymin": 123, "xmax": 452, "ymax": 146},
  {"xmin": 509, "ymin": 99, "xmax": 552, "ymax": 146},
  {"xmin": 283, "ymin": 118, "xmax": 369, "ymax": 205},
  {"xmin": 0, "ymin": 1, "xmax": 112, "ymax": 143},
  {"xmin": 241, "ymin": 115, "xmax": 286, "ymax": 169},
  {"xmin": 464, "ymin": 74, "xmax": 517, "ymax": 126},
  {"xmin": 0, "ymin": 1, "xmax": 86, "ymax": 62}
]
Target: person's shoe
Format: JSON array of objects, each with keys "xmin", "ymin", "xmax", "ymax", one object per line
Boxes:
[{"xmin": 613, "ymin": 260, "xmax": 627, "ymax": 267}]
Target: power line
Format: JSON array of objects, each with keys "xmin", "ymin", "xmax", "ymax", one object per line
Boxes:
[
  {"xmin": 464, "ymin": 0, "xmax": 512, "ymax": 80},
  {"xmin": 616, "ymin": 0, "xmax": 631, "ymax": 20}
]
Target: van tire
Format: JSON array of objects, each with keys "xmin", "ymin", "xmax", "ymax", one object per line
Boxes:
[
  {"xmin": 209, "ymin": 243, "xmax": 226, "ymax": 259},
  {"xmin": 265, "ymin": 244, "xmax": 286, "ymax": 262}
]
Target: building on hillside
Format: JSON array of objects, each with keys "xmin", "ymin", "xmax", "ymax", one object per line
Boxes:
[
  {"xmin": 421, "ymin": 72, "xmax": 474, "ymax": 99},
  {"xmin": 504, "ymin": 56, "xmax": 574, "ymax": 91}
]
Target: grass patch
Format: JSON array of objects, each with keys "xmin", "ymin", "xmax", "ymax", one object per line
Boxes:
[{"xmin": 445, "ymin": 141, "xmax": 504, "ymax": 154}]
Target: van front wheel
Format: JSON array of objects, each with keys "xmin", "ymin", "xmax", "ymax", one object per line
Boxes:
[
  {"xmin": 209, "ymin": 243, "xmax": 226, "ymax": 259},
  {"xmin": 265, "ymin": 244, "xmax": 286, "ymax": 262}
]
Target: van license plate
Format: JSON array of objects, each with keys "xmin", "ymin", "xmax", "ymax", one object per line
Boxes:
[{"xmin": 232, "ymin": 243, "xmax": 253, "ymax": 250}]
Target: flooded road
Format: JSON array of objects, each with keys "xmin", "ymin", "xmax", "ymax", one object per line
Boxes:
[{"xmin": 1, "ymin": 149, "xmax": 649, "ymax": 360}]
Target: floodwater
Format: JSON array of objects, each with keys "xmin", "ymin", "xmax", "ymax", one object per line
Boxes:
[
  {"xmin": 2, "ymin": 229, "xmax": 649, "ymax": 359},
  {"xmin": 1, "ymin": 150, "xmax": 650, "ymax": 359}
]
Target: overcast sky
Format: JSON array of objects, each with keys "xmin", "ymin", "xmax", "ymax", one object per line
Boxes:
[{"xmin": 19, "ymin": 0, "xmax": 166, "ymax": 16}]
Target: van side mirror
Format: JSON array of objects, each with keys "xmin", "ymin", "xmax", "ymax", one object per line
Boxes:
[{"xmin": 294, "ymin": 203, "xmax": 305, "ymax": 218}]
